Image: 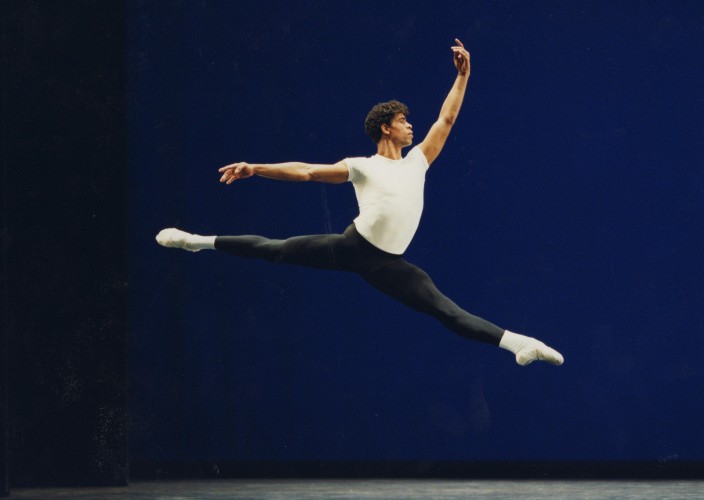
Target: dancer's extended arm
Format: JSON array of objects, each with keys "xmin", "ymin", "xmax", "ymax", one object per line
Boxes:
[
  {"xmin": 418, "ymin": 38, "xmax": 471, "ymax": 166},
  {"xmin": 218, "ymin": 160, "xmax": 349, "ymax": 185}
]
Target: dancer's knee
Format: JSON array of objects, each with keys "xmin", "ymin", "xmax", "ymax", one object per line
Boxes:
[
  {"xmin": 261, "ymin": 239, "xmax": 287, "ymax": 262},
  {"xmin": 436, "ymin": 302, "xmax": 465, "ymax": 328}
]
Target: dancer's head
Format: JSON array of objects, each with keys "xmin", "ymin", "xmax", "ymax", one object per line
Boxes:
[{"xmin": 365, "ymin": 100, "xmax": 411, "ymax": 144}]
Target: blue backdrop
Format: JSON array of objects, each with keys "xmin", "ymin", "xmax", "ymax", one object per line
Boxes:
[{"xmin": 129, "ymin": 0, "xmax": 704, "ymax": 463}]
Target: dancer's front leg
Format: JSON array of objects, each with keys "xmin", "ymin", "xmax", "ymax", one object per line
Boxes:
[{"xmin": 361, "ymin": 258, "xmax": 563, "ymax": 366}]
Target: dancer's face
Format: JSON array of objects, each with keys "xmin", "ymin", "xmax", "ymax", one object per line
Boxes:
[{"xmin": 384, "ymin": 113, "xmax": 414, "ymax": 146}]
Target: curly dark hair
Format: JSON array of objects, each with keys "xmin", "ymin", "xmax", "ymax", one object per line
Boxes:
[{"xmin": 364, "ymin": 100, "xmax": 410, "ymax": 144}]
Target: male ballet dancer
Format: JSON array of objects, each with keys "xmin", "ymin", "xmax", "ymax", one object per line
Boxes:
[{"xmin": 157, "ymin": 39, "xmax": 563, "ymax": 366}]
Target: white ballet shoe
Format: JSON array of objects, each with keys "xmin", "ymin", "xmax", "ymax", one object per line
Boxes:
[
  {"xmin": 515, "ymin": 341, "xmax": 564, "ymax": 366},
  {"xmin": 500, "ymin": 330, "xmax": 564, "ymax": 367},
  {"xmin": 155, "ymin": 228, "xmax": 201, "ymax": 252}
]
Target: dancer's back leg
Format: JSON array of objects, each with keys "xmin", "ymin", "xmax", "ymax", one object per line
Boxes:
[
  {"xmin": 156, "ymin": 226, "xmax": 357, "ymax": 271},
  {"xmin": 215, "ymin": 232, "xmax": 351, "ymax": 271}
]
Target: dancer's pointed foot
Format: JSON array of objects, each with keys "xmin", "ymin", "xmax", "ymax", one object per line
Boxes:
[
  {"xmin": 156, "ymin": 228, "xmax": 203, "ymax": 252},
  {"xmin": 515, "ymin": 340, "xmax": 564, "ymax": 366},
  {"xmin": 500, "ymin": 330, "xmax": 564, "ymax": 366}
]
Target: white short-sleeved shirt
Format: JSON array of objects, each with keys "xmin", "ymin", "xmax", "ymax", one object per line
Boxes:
[{"xmin": 345, "ymin": 146, "xmax": 429, "ymax": 255}]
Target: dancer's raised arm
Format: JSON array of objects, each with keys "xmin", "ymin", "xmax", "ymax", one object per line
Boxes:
[
  {"xmin": 218, "ymin": 160, "xmax": 349, "ymax": 185},
  {"xmin": 418, "ymin": 38, "xmax": 471, "ymax": 166}
]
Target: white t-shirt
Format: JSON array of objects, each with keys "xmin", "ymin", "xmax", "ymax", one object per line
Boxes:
[{"xmin": 345, "ymin": 146, "xmax": 429, "ymax": 254}]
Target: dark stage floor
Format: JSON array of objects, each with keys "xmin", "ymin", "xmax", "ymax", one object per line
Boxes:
[{"xmin": 9, "ymin": 479, "xmax": 704, "ymax": 499}]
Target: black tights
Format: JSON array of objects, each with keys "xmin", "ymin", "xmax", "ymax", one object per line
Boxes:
[{"xmin": 215, "ymin": 224, "xmax": 504, "ymax": 345}]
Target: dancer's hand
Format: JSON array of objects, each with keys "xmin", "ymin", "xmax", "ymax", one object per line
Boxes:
[
  {"xmin": 452, "ymin": 38, "xmax": 470, "ymax": 76},
  {"xmin": 219, "ymin": 162, "xmax": 254, "ymax": 184}
]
